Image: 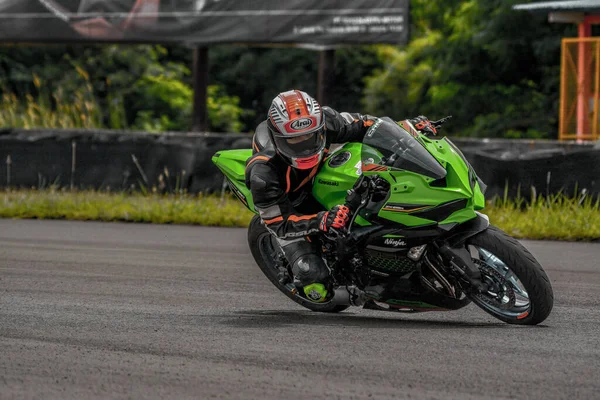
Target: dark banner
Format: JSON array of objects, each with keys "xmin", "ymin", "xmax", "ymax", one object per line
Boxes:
[{"xmin": 0, "ymin": 0, "xmax": 409, "ymax": 45}]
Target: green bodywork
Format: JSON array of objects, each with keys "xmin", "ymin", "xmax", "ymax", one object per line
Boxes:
[
  {"xmin": 211, "ymin": 131, "xmax": 486, "ymax": 228},
  {"xmin": 211, "ymin": 149, "xmax": 255, "ymax": 211},
  {"xmin": 313, "ymin": 136, "xmax": 485, "ymax": 227}
]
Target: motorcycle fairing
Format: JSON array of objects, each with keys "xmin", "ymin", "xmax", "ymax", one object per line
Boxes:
[
  {"xmin": 212, "ymin": 120, "xmax": 486, "ymax": 228},
  {"xmin": 212, "ymin": 149, "xmax": 256, "ymax": 213}
]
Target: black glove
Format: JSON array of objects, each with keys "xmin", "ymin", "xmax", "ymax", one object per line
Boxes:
[
  {"xmin": 319, "ymin": 205, "xmax": 351, "ymax": 233},
  {"xmin": 409, "ymin": 115, "xmax": 437, "ymax": 136}
]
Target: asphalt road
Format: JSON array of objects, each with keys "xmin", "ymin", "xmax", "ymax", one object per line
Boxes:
[{"xmin": 1, "ymin": 219, "xmax": 599, "ymax": 400}]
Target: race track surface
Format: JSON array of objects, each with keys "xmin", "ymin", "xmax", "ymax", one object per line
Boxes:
[{"xmin": 1, "ymin": 219, "xmax": 598, "ymax": 399}]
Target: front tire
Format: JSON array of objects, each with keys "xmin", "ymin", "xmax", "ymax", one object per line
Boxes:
[
  {"xmin": 247, "ymin": 216, "xmax": 349, "ymax": 313},
  {"xmin": 466, "ymin": 226, "xmax": 554, "ymax": 325}
]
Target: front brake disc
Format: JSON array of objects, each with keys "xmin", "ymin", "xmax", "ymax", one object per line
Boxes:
[{"xmin": 472, "ymin": 259, "xmax": 516, "ymax": 310}]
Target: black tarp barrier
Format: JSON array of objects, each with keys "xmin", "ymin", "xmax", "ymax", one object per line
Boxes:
[
  {"xmin": 1, "ymin": 129, "xmax": 598, "ymax": 198},
  {"xmin": 0, "ymin": 0, "xmax": 409, "ymax": 45},
  {"xmin": 450, "ymin": 138, "xmax": 599, "ymax": 199},
  {"xmin": 0, "ymin": 128, "xmax": 251, "ymax": 192}
]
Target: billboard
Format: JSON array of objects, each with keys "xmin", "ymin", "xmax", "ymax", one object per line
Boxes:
[{"xmin": 0, "ymin": 0, "xmax": 409, "ymax": 45}]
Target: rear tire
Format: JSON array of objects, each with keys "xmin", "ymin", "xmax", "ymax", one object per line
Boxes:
[
  {"xmin": 248, "ymin": 215, "xmax": 349, "ymax": 313},
  {"xmin": 466, "ymin": 226, "xmax": 554, "ymax": 325}
]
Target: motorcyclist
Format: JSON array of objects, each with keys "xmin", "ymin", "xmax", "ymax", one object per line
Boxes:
[{"xmin": 245, "ymin": 90, "xmax": 435, "ymax": 303}]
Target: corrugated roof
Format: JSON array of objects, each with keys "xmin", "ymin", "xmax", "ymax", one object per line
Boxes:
[{"xmin": 513, "ymin": 1, "xmax": 600, "ymax": 12}]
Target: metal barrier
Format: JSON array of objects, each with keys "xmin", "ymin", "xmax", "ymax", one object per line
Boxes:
[{"xmin": 561, "ymin": 38, "xmax": 600, "ymax": 141}]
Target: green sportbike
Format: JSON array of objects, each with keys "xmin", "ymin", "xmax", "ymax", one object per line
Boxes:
[{"xmin": 212, "ymin": 117, "xmax": 554, "ymax": 325}]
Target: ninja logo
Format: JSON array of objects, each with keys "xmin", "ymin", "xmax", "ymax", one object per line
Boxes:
[
  {"xmin": 384, "ymin": 238, "xmax": 407, "ymax": 247},
  {"xmin": 290, "ymin": 118, "xmax": 314, "ymax": 131}
]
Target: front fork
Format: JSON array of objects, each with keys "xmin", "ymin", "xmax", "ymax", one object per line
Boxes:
[
  {"xmin": 434, "ymin": 243, "xmax": 487, "ymax": 293},
  {"xmin": 433, "ymin": 213, "xmax": 492, "ymax": 293}
]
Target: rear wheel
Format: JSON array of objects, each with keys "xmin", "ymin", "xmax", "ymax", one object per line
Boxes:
[
  {"xmin": 466, "ymin": 226, "xmax": 554, "ymax": 325},
  {"xmin": 248, "ymin": 216, "xmax": 349, "ymax": 313}
]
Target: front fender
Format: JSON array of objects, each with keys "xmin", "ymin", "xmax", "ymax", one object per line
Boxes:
[{"xmin": 443, "ymin": 212, "xmax": 490, "ymax": 247}]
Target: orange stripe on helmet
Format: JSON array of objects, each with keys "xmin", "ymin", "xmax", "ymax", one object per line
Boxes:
[{"xmin": 279, "ymin": 90, "xmax": 310, "ymax": 118}]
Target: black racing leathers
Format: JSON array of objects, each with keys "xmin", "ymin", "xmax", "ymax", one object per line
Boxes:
[{"xmin": 245, "ymin": 107, "xmax": 376, "ymax": 242}]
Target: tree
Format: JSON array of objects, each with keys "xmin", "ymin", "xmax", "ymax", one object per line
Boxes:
[
  {"xmin": 0, "ymin": 45, "xmax": 247, "ymax": 132},
  {"xmin": 364, "ymin": 0, "xmax": 575, "ymax": 138}
]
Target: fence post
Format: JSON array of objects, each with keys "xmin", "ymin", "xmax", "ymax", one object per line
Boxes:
[
  {"xmin": 71, "ymin": 141, "xmax": 76, "ymax": 191},
  {"xmin": 192, "ymin": 46, "xmax": 209, "ymax": 132},
  {"xmin": 317, "ymin": 49, "xmax": 336, "ymax": 106},
  {"xmin": 6, "ymin": 155, "xmax": 11, "ymax": 186}
]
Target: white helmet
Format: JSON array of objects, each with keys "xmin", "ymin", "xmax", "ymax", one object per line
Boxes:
[{"xmin": 267, "ymin": 90, "xmax": 326, "ymax": 170}]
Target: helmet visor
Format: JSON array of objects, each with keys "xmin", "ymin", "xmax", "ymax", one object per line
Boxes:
[{"xmin": 273, "ymin": 130, "xmax": 325, "ymax": 158}]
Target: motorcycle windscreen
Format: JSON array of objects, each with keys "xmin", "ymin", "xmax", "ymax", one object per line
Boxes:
[{"xmin": 361, "ymin": 117, "xmax": 447, "ymax": 180}]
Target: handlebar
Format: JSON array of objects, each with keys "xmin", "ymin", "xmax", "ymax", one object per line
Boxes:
[{"xmin": 431, "ymin": 115, "xmax": 452, "ymax": 130}]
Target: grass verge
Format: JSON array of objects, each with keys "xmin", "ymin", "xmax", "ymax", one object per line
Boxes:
[
  {"xmin": 485, "ymin": 192, "xmax": 600, "ymax": 241},
  {"xmin": 1, "ymin": 189, "xmax": 598, "ymax": 241},
  {"xmin": 0, "ymin": 190, "xmax": 253, "ymax": 227}
]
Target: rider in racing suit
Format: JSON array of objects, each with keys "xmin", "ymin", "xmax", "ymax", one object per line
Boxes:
[{"xmin": 245, "ymin": 90, "xmax": 435, "ymax": 303}]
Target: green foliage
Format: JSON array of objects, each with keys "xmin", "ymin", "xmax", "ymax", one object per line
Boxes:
[
  {"xmin": 0, "ymin": 45, "xmax": 247, "ymax": 132},
  {"xmin": 132, "ymin": 68, "xmax": 194, "ymax": 132},
  {"xmin": 0, "ymin": 78, "xmax": 102, "ymax": 129},
  {"xmin": 207, "ymin": 45, "xmax": 382, "ymax": 129},
  {"xmin": 208, "ymin": 46, "xmax": 318, "ymax": 130},
  {"xmin": 364, "ymin": 0, "xmax": 575, "ymax": 138},
  {"xmin": 207, "ymin": 85, "xmax": 247, "ymax": 133},
  {"xmin": 0, "ymin": 1, "xmax": 581, "ymax": 137}
]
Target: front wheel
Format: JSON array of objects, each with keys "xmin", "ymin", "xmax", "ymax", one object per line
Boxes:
[
  {"xmin": 465, "ymin": 226, "xmax": 554, "ymax": 325},
  {"xmin": 247, "ymin": 216, "xmax": 349, "ymax": 313}
]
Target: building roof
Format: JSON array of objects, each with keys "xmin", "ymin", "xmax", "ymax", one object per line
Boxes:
[{"xmin": 513, "ymin": 1, "xmax": 600, "ymax": 13}]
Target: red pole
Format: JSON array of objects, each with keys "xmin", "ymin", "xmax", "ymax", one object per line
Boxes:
[{"xmin": 577, "ymin": 20, "xmax": 591, "ymax": 140}]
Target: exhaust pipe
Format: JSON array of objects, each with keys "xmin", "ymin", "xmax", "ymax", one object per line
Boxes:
[{"xmin": 331, "ymin": 286, "xmax": 365, "ymax": 306}]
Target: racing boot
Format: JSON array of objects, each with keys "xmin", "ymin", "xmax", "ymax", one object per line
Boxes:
[
  {"xmin": 291, "ymin": 254, "xmax": 332, "ymax": 303},
  {"xmin": 302, "ymin": 283, "xmax": 330, "ymax": 303},
  {"xmin": 282, "ymin": 238, "xmax": 332, "ymax": 303}
]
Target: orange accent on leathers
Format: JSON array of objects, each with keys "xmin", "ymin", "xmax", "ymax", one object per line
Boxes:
[
  {"xmin": 288, "ymin": 214, "xmax": 318, "ymax": 222},
  {"xmin": 285, "ymin": 167, "xmax": 291, "ymax": 193},
  {"xmin": 245, "ymin": 156, "xmax": 270, "ymax": 171},
  {"xmin": 264, "ymin": 216, "xmax": 284, "ymax": 225},
  {"xmin": 294, "ymin": 164, "xmax": 320, "ymax": 193}
]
